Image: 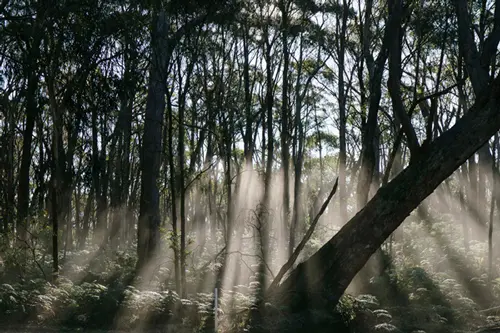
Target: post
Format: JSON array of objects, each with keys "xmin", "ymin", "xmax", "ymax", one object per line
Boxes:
[{"xmin": 214, "ymin": 287, "xmax": 218, "ymax": 332}]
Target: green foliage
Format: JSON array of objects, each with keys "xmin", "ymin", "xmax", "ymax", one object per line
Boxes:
[
  {"xmin": 361, "ymin": 210, "xmax": 500, "ymax": 333},
  {"xmin": 2, "ymin": 208, "xmax": 500, "ymax": 333},
  {"xmin": 0, "ymin": 277, "xmax": 212, "ymax": 330}
]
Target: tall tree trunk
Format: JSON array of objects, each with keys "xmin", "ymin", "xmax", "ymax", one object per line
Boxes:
[
  {"xmin": 289, "ymin": 31, "xmax": 304, "ymax": 257},
  {"xmin": 110, "ymin": 138, "xmax": 122, "ymax": 249},
  {"xmin": 455, "ymin": 0, "xmax": 500, "ymax": 238},
  {"xmin": 261, "ymin": 26, "xmax": 274, "ymax": 293},
  {"xmin": 37, "ymin": 116, "xmax": 46, "ymax": 213},
  {"xmin": 17, "ymin": 5, "xmax": 43, "ymax": 243},
  {"xmin": 488, "ymin": 134, "xmax": 497, "ymax": 286},
  {"xmin": 110, "ymin": 41, "xmax": 136, "ymax": 249},
  {"xmin": 79, "ymin": 187, "xmax": 93, "ymax": 250},
  {"xmin": 356, "ymin": 0, "xmax": 390, "ymax": 210},
  {"xmin": 243, "ymin": 24, "xmax": 254, "ymax": 167},
  {"xmin": 177, "ymin": 52, "xmax": 196, "ymax": 297},
  {"xmin": 459, "ymin": 165, "xmax": 470, "ymax": 250},
  {"xmin": 48, "ymin": 76, "xmax": 63, "ymax": 282},
  {"xmin": 92, "ymin": 108, "xmax": 106, "ymax": 245},
  {"xmin": 337, "ymin": 0, "xmax": 349, "ymax": 223},
  {"xmin": 167, "ymin": 90, "xmax": 181, "ymax": 293},
  {"xmin": 137, "ymin": 8, "xmax": 169, "ymax": 271},
  {"xmin": 74, "ymin": 184, "xmax": 81, "ymax": 248},
  {"xmin": 280, "ymin": 0, "xmax": 291, "ymax": 262},
  {"xmin": 250, "ymin": 25, "xmax": 275, "ymax": 327},
  {"xmin": 99, "ymin": 129, "xmax": 110, "ymax": 245},
  {"xmin": 62, "ymin": 114, "xmax": 81, "ymax": 254},
  {"xmin": 17, "ymin": 61, "xmax": 39, "ymax": 242},
  {"xmin": 179, "ymin": 83, "xmax": 187, "ymax": 297},
  {"xmin": 123, "ymin": 55, "xmax": 136, "ymax": 246},
  {"xmin": 5, "ymin": 97, "xmax": 14, "ymax": 234}
]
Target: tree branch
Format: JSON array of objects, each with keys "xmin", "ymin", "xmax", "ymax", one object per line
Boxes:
[
  {"xmin": 387, "ymin": 0, "xmax": 420, "ymax": 156},
  {"xmin": 409, "ymin": 81, "xmax": 463, "ymax": 116},
  {"xmin": 267, "ymin": 178, "xmax": 339, "ymax": 294},
  {"xmin": 455, "ymin": 0, "xmax": 490, "ymax": 94},
  {"xmin": 184, "ymin": 161, "xmax": 217, "ymax": 191},
  {"xmin": 480, "ymin": 0, "xmax": 500, "ymax": 69}
]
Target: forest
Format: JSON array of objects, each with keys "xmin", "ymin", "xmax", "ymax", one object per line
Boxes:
[{"xmin": 1, "ymin": 0, "xmax": 500, "ymax": 332}]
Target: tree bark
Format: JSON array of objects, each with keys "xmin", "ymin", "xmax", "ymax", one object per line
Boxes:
[
  {"xmin": 387, "ymin": 0, "xmax": 419, "ymax": 155},
  {"xmin": 178, "ymin": 72, "xmax": 187, "ymax": 298},
  {"xmin": 17, "ymin": 52, "xmax": 40, "ymax": 242},
  {"xmin": 5, "ymin": 95, "xmax": 14, "ymax": 233},
  {"xmin": 488, "ymin": 134, "xmax": 498, "ymax": 286},
  {"xmin": 17, "ymin": 9, "xmax": 43, "ymax": 241},
  {"xmin": 356, "ymin": 0, "xmax": 391, "ymax": 210},
  {"xmin": 280, "ymin": 0, "xmax": 291, "ymax": 262},
  {"xmin": 78, "ymin": 187, "xmax": 93, "ymax": 250},
  {"xmin": 243, "ymin": 23, "xmax": 254, "ymax": 167},
  {"xmin": 289, "ymin": 31, "xmax": 305, "ymax": 257},
  {"xmin": 137, "ymin": 8, "xmax": 169, "ymax": 271},
  {"xmin": 48, "ymin": 76, "xmax": 63, "ymax": 282},
  {"xmin": 249, "ymin": 23, "xmax": 276, "ymax": 327},
  {"xmin": 337, "ymin": 0, "xmax": 349, "ymax": 223},
  {"xmin": 92, "ymin": 108, "xmax": 107, "ymax": 245},
  {"xmin": 167, "ymin": 89, "xmax": 181, "ymax": 294}
]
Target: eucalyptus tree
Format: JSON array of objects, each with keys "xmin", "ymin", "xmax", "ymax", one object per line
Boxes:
[
  {"xmin": 108, "ymin": 4, "xmax": 147, "ymax": 250},
  {"xmin": 16, "ymin": 0, "xmax": 46, "ymax": 243},
  {"xmin": 266, "ymin": 0, "xmax": 500, "ymax": 315},
  {"xmin": 0, "ymin": 2, "xmax": 23, "ymax": 235},
  {"xmin": 335, "ymin": 0, "xmax": 352, "ymax": 224},
  {"xmin": 280, "ymin": 0, "xmax": 292, "ymax": 258},
  {"xmin": 136, "ymin": 0, "xmax": 239, "ymax": 274},
  {"xmin": 355, "ymin": 0, "xmax": 394, "ymax": 210},
  {"xmin": 287, "ymin": 3, "xmax": 333, "ymax": 257},
  {"xmin": 246, "ymin": 0, "xmax": 284, "ymax": 325}
]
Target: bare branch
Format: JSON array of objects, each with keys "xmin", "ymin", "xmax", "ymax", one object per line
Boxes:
[
  {"xmin": 267, "ymin": 178, "xmax": 339, "ymax": 293},
  {"xmin": 480, "ymin": 0, "xmax": 500, "ymax": 69},
  {"xmin": 195, "ymin": 246, "xmax": 227, "ymax": 273},
  {"xmin": 409, "ymin": 81, "xmax": 463, "ymax": 117},
  {"xmin": 387, "ymin": 0, "xmax": 420, "ymax": 156},
  {"xmin": 184, "ymin": 161, "xmax": 217, "ymax": 191},
  {"xmin": 455, "ymin": 0, "xmax": 490, "ymax": 94}
]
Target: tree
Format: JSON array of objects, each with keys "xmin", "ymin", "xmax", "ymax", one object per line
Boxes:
[
  {"xmin": 137, "ymin": 5, "xmax": 168, "ymax": 271},
  {"xmin": 267, "ymin": 0, "xmax": 500, "ymax": 313},
  {"xmin": 137, "ymin": 0, "xmax": 239, "ymax": 273}
]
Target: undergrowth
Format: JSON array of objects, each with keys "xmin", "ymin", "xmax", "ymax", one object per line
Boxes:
[{"xmin": 1, "ymin": 211, "xmax": 500, "ymax": 333}]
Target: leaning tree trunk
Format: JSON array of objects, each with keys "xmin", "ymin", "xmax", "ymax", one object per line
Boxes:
[{"xmin": 268, "ymin": 74, "xmax": 500, "ymax": 312}]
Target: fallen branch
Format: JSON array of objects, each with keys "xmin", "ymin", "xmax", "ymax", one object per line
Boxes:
[
  {"xmin": 266, "ymin": 178, "xmax": 339, "ymax": 294},
  {"xmin": 201, "ymin": 246, "xmax": 226, "ymax": 270},
  {"xmin": 479, "ymin": 305, "xmax": 500, "ymax": 313}
]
